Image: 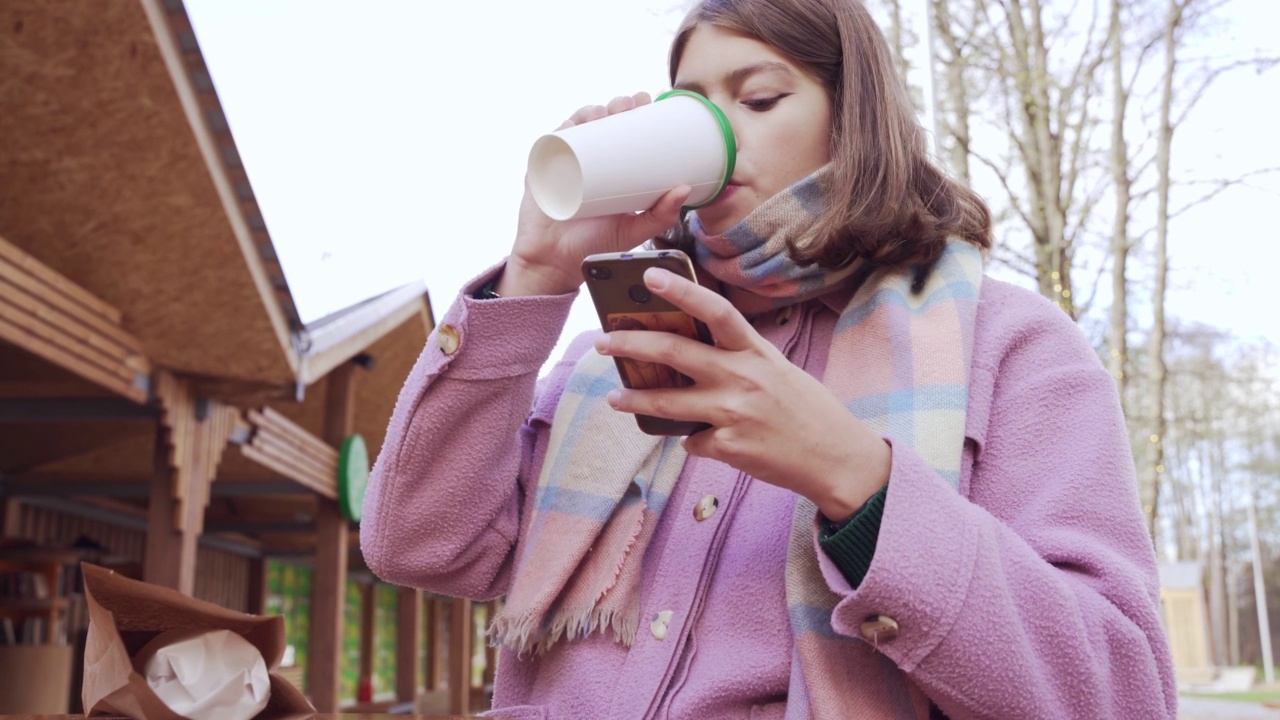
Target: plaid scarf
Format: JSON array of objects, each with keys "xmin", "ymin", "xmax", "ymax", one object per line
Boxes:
[{"xmin": 492, "ymin": 167, "xmax": 984, "ymax": 719}]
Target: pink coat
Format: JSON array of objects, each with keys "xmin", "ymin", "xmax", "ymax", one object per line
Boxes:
[{"xmin": 360, "ymin": 269, "xmax": 1177, "ymax": 719}]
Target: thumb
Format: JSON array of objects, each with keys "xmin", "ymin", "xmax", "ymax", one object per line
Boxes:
[{"xmin": 620, "ymin": 185, "xmax": 692, "ymax": 242}]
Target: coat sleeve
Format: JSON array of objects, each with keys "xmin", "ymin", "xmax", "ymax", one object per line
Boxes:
[
  {"xmin": 817, "ymin": 296, "xmax": 1177, "ymax": 720},
  {"xmin": 359, "ymin": 265, "xmax": 587, "ymax": 600}
]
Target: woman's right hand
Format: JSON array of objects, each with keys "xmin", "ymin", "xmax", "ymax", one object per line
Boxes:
[{"xmin": 497, "ymin": 92, "xmax": 693, "ymax": 298}]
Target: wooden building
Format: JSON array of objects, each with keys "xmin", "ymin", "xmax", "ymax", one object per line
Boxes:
[{"xmin": 0, "ymin": 0, "xmax": 486, "ymax": 714}]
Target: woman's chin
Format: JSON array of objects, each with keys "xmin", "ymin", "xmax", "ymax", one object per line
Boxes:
[
  {"xmin": 694, "ymin": 206, "xmax": 747, "ymax": 236},
  {"xmin": 697, "ymin": 216, "xmax": 735, "ymax": 236},
  {"xmin": 694, "ymin": 186, "xmax": 752, "ymax": 235}
]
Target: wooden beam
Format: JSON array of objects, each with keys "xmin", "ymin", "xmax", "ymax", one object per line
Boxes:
[
  {"xmin": 0, "ymin": 477, "xmax": 308, "ymax": 499},
  {"xmin": 0, "ymin": 314, "xmax": 146, "ymax": 403},
  {"xmin": 0, "ymin": 239, "xmax": 151, "ymax": 403},
  {"xmin": 144, "ymin": 372, "xmax": 239, "ymax": 594},
  {"xmin": 242, "ymin": 407, "xmax": 339, "ymax": 499},
  {"xmin": 246, "ymin": 557, "xmax": 267, "ymax": 615},
  {"xmin": 308, "ymin": 361, "xmax": 359, "ymax": 713},
  {"xmin": 0, "ymin": 397, "xmax": 156, "ymax": 422},
  {"xmin": 145, "ymin": 424, "xmax": 198, "ymax": 594},
  {"xmin": 0, "ymin": 235, "xmax": 122, "ymax": 325},
  {"xmin": 449, "ymin": 596, "xmax": 473, "ymax": 716},
  {"xmin": 397, "ymin": 587, "xmax": 422, "ymax": 702},
  {"xmin": 0, "ymin": 380, "xmax": 116, "ymax": 399}
]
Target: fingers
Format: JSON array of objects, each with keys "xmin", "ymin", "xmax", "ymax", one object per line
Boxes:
[
  {"xmin": 595, "ymin": 328, "xmax": 718, "ymax": 382},
  {"xmin": 605, "ymin": 95, "xmax": 635, "ymax": 114},
  {"xmin": 558, "ymin": 91, "xmax": 653, "ymax": 130},
  {"xmin": 562, "ymin": 104, "xmax": 608, "ymax": 129},
  {"xmin": 643, "ymin": 269, "xmax": 759, "ymax": 352},
  {"xmin": 606, "ymin": 386, "xmax": 711, "ymax": 425}
]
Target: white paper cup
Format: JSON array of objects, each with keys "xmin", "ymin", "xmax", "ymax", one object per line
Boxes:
[{"xmin": 527, "ymin": 89, "xmax": 737, "ymax": 221}]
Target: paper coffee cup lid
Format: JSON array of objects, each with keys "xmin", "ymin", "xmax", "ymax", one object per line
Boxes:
[{"xmin": 655, "ymin": 89, "xmax": 737, "ymax": 209}]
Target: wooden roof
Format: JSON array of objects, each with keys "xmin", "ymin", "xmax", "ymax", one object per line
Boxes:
[
  {"xmin": 0, "ymin": 0, "xmax": 304, "ymax": 385},
  {"xmin": 0, "ymin": 0, "xmax": 439, "ymax": 557}
]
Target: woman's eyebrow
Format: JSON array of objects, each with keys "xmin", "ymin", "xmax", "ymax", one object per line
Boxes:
[{"xmin": 674, "ymin": 61, "xmax": 795, "ymax": 95}]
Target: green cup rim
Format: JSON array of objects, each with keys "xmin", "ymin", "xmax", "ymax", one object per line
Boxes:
[{"xmin": 655, "ymin": 89, "xmax": 737, "ymax": 211}]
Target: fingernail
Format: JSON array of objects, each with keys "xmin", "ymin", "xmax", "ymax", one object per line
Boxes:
[
  {"xmin": 593, "ymin": 334, "xmax": 610, "ymax": 354},
  {"xmin": 645, "ymin": 267, "xmax": 671, "ymax": 290},
  {"xmin": 606, "ymin": 389, "xmax": 622, "ymax": 407}
]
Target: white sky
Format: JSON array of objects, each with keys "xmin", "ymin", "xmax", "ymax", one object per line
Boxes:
[{"xmin": 184, "ymin": 0, "xmax": 1279, "ymax": 373}]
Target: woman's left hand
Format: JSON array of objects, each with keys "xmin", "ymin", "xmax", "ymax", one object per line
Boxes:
[{"xmin": 593, "ymin": 267, "xmax": 891, "ymax": 522}]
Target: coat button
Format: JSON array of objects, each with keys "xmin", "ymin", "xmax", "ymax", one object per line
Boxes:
[
  {"xmin": 693, "ymin": 495, "xmax": 719, "ymax": 521},
  {"xmin": 860, "ymin": 615, "xmax": 899, "ymax": 643},
  {"xmin": 650, "ymin": 610, "xmax": 674, "ymax": 641},
  {"xmin": 437, "ymin": 324, "xmax": 460, "ymax": 355}
]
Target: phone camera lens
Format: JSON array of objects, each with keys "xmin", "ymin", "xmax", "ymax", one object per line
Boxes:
[
  {"xmin": 588, "ymin": 266, "xmax": 612, "ymax": 281},
  {"xmin": 628, "ymin": 285, "xmax": 652, "ymax": 304}
]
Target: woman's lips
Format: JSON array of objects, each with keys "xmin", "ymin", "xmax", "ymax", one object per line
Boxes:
[{"xmin": 705, "ymin": 182, "xmax": 741, "ymax": 208}]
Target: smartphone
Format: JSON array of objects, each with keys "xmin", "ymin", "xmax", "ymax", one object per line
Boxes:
[{"xmin": 581, "ymin": 249, "xmax": 715, "ymax": 436}]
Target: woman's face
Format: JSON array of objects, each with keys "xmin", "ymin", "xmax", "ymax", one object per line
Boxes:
[{"xmin": 673, "ymin": 24, "xmax": 834, "ymax": 235}]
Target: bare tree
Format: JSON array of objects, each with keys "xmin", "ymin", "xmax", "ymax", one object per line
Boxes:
[
  {"xmin": 1139, "ymin": 0, "xmax": 1181, "ymax": 539},
  {"xmin": 1108, "ymin": 0, "xmax": 1133, "ymax": 393},
  {"xmin": 932, "ymin": 0, "xmax": 974, "ymax": 184}
]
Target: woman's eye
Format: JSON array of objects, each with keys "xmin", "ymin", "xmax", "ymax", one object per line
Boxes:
[{"xmin": 742, "ymin": 95, "xmax": 788, "ymax": 111}]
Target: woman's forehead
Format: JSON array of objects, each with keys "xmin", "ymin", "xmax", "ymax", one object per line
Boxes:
[{"xmin": 674, "ymin": 25, "xmax": 802, "ymax": 88}]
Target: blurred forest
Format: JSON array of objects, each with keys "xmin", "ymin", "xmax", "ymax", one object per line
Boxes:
[{"xmin": 870, "ymin": 0, "xmax": 1279, "ymax": 672}]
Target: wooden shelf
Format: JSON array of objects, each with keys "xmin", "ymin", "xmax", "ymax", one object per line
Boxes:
[
  {"xmin": 0, "ymin": 597, "xmax": 70, "ymax": 615},
  {"xmin": 0, "ymin": 548, "xmax": 82, "ymax": 646}
]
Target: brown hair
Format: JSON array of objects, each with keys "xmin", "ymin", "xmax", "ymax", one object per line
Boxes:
[{"xmin": 666, "ymin": 0, "xmax": 991, "ymax": 270}]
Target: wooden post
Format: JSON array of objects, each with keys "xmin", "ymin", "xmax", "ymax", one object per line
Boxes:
[
  {"xmin": 246, "ymin": 557, "xmax": 268, "ymax": 615},
  {"xmin": 449, "ymin": 596, "xmax": 473, "ymax": 715},
  {"xmin": 144, "ymin": 372, "xmax": 238, "ymax": 595},
  {"xmin": 1, "ymin": 498, "xmax": 21, "ymax": 537},
  {"xmin": 359, "ymin": 582, "xmax": 375, "ymax": 698},
  {"xmin": 308, "ymin": 362, "xmax": 358, "ymax": 712},
  {"xmin": 426, "ymin": 597, "xmax": 443, "ymax": 691},
  {"xmin": 145, "ymin": 422, "xmax": 198, "ymax": 595},
  {"xmin": 483, "ymin": 600, "xmax": 498, "ymax": 690},
  {"xmin": 396, "ymin": 587, "xmax": 422, "ymax": 702}
]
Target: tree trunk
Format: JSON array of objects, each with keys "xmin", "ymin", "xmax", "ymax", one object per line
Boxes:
[
  {"xmin": 1143, "ymin": 0, "xmax": 1181, "ymax": 540},
  {"xmin": 1108, "ymin": 0, "xmax": 1132, "ymax": 396},
  {"xmin": 933, "ymin": 0, "xmax": 972, "ymax": 184},
  {"xmin": 885, "ymin": 0, "xmax": 911, "ymax": 84},
  {"xmin": 1004, "ymin": 0, "xmax": 1075, "ymax": 315}
]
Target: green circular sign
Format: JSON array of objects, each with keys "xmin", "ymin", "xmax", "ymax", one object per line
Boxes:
[{"xmin": 337, "ymin": 434, "xmax": 370, "ymax": 522}]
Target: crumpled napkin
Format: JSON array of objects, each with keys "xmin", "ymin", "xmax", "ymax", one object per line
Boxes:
[{"xmin": 140, "ymin": 629, "xmax": 271, "ymax": 720}]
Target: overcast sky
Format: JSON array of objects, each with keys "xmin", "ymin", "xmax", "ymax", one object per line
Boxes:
[{"xmin": 184, "ymin": 0, "xmax": 1279, "ymax": 373}]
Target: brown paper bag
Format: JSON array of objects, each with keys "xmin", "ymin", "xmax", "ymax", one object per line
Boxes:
[{"xmin": 80, "ymin": 563, "xmax": 315, "ymax": 720}]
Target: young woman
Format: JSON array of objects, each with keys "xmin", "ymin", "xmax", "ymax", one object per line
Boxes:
[{"xmin": 360, "ymin": 0, "xmax": 1176, "ymax": 717}]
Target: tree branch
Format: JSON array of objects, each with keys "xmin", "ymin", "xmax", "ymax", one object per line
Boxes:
[
  {"xmin": 968, "ymin": 146, "xmax": 1038, "ymax": 231},
  {"xmin": 1172, "ymin": 56, "xmax": 1280, "ymax": 129},
  {"xmin": 1169, "ymin": 168, "xmax": 1280, "ymax": 220}
]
